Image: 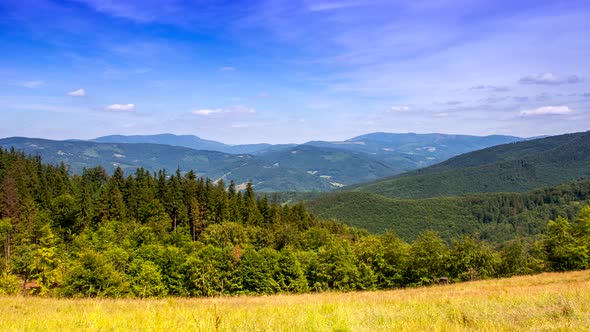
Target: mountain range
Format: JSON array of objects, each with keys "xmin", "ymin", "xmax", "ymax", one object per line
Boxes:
[
  {"xmin": 304, "ymin": 130, "xmax": 590, "ymax": 240},
  {"xmin": 0, "ymin": 132, "xmax": 523, "ymax": 192}
]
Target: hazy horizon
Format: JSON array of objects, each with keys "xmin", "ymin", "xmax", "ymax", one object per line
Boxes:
[
  {"xmin": 0, "ymin": 130, "xmax": 542, "ymax": 146},
  {"xmin": 1, "ymin": 0, "xmax": 589, "ymax": 144}
]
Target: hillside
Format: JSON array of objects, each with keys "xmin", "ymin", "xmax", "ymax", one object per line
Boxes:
[
  {"xmin": 93, "ymin": 134, "xmax": 292, "ymax": 154},
  {"xmin": 94, "ymin": 133, "xmax": 523, "ymax": 173},
  {"xmin": 351, "ymin": 131, "xmax": 590, "ymax": 199},
  {"xmin": 306, "ymin": 132, "xmax": 522, "ymax": 165},
  {"xmin": 0, "ymin": 138, "xmax": 397, "ymax": 192},
  {"xmin": 2, "ymin": 146, "xmax": 590, "ymax": 301},
  {"xmin": 306, "ymin": 179, "xmax": 590, "ymax": 242},
  {"xmin": 0, "ymin": 137, "xmax": 251, "ymax": 178}
]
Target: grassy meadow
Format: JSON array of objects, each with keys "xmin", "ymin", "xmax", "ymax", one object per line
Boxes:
[{"xmin": 1, "ymin": 270, "xmax": 589, "ymax": 331}]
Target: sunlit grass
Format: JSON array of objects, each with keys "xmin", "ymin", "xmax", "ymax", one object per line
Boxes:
[{"xmin": 1, "ymin": 270, "xmax": 589, "ymax": 331}]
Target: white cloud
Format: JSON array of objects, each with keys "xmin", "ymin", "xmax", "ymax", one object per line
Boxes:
[
  {"xmin": 520, "ymin": 106, "xmax": 573, "ymax": 116},
  {"xmin": 106, "ymin": 103, "xmax": 136, "ymax": 111},
  {"xmin": 192, "ymin": 109, "xmax": 221, "ymax": 116},
  {"xmin": 519, "ymin": 73, "xmax": 581, "ymax": 85},
  {"xmin": 191, "ymin": 106, "xmax": 256, "ymax": 116},
  {"xmin": 433, "ymin": 112, "xmax": 449, "ymax": 118},
  {"xmin": 389, "ymin": 106, "xmax": 410, "ymax": 112},
  {"xmin": 22, "ymin": 80, "xmax": 43, "ymax": 88},
  {"xmin": 471, "ymin": 85, "xmax": 510, "ymax": 92},
  {"xmin": 67, "ymin": 88, "xmax": 86, "ymax": 97},
  {"xmin": 306, "ymin": 1, "xmax": 368, "ymax": 12},
  {"xmin": 220, "ymin": 66, "xmax": 235, "ymax": 71}
]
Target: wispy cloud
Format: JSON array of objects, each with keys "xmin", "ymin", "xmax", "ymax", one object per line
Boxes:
[
  {"xmin": 106, "ymin": 103, "xmax": 136, "ymax": 111},
  {"xmin": 74, "ymin": 0, "xmax": 160, "ymax": 23},
  {"xmin": 219, "ymin": 66, "xmax": 235, "ymax": 72},
  {"xmin": 388, "ymin": 106, "xmax": 410, "ymax": 112},
  {"xmin": 471, "ymin": 85, "xmax": 510, "ymax": 92},
  {"xmin": 518, "ymin": 73, "xmax": 581, "ymax": 85},
  {"xmin": 67, "ymin": 88, "xmax": 86, "ymax": 97},
  {"xmin": 433, "ymin": 112, "xmax": 449, "ymax": 118},
  {"xmin": 520, "ymin": 105, "xmax": 573, "ymax": 116},
  {"xmin": 513, "ymin": 96, "xmax": 529, "ymax": 103},
  {"xmin": 306, "ymin": 1, "xmax": 369, "ymax": 12},
  {"xmin": 191, "ymin": 106, "xmax": 256, "ymax": 116},
  {"xmin": 22, "ymin": 80, "xmax": 44, "ymax": 88}
]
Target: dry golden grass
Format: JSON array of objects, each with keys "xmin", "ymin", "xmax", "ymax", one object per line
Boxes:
[{"xmin": 1, "ymin": 270, "xmax": 590, "ymax": 331}]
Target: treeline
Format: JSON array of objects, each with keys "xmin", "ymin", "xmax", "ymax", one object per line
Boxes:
[
  {"xmin": 0, "ymin": 148, "xmax": 589, "ymax": 297},
  {"xmin": 306, "ymin": 180, "xmax": 590, "ymax": 242}
]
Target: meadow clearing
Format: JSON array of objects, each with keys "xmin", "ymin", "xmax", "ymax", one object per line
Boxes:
[{"xmin": 1, "ymin": 270, "xmax": 589, "ymax": 331}]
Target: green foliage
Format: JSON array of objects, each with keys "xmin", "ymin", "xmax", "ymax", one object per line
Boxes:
[
  {"xmin": 352, "ymin": 131, "xmax": 590, "ymax": 199},
  {"xmin": 307, "ymin": 180, "xmax": 590, "ymax": 242},
  {"xmin": 407, "ymin": 231, "xmax": 449, "ymax": 285},
  {"xmin": 128, "ymin": 259, "xmax": 168, "ymax": 298},
  {"xmin": 544, "ymin": 216, "xmax": 588, "ymax": 271},
  {"xmin": 62, "ymin": 251, "xmax": 126, "ymax": 297},
  {"xmin": 184, "ymin": 245, "xmax": 237, "ymax": 296},
  {"xmin": 0, "ymin": 147, "xmax": 589, "ymax": 299},
  {"xmin": 33, "ymin": 224, "xmax": 62, "ymax": 295},
  {"xmin": 0, "ymin": 273, "xmax": 20, "ymax": 295}
]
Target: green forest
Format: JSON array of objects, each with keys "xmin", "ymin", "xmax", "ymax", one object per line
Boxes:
[
  {"xmin": 306, "ymin": 180, "xmax": 590, "ymax": 242},
  {"xmin": 351, "ymin": 131, "xmax": 590, "ymax": 199},
  {"xmin": 1, "ymin": 148, "xmax": 589, "ymax": 298}
]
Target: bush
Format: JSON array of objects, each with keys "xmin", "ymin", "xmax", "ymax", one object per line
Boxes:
[{"xmin": 0, "ymin": 273, "xmax": 21, "ymax": 295}]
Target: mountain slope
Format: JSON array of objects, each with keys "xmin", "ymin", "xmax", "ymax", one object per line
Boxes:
[
  {"xmin": 0, "ymin": 137, "xmax": 251, "ymax": 179},
  {"xmin": 95, "ymin": 133, "xmax": 522, "ymax": 170},
  {"xmin": 351, "ymin": 131, "xmax": 590, "ymax": 199},
  {"xmin": 305, "ymin": 132, "xmax": 522, "ymax": 170},
  {"xmin": 0, "ymin": 138, "xmax": 401, "ymax": 192},
  {"xmin": 257, "ymin": 145, "xmax": 401, "ymax": 186},
  {"xmin": 93, "ymin": 134, "xmax": 293, "ymax": 154},
  {"xmin": 306, "ymin": 179, "xmax": 590, "ymax": 242}
]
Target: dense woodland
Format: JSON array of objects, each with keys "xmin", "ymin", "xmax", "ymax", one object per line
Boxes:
[
  {"xmin": 351, "ymin": 130, "xmax": 590, "ymax": 199},
  {"xmin": 306, "ymin": 180, "xmax": 590, "ymax": 242},
  {"xmin": 1, "ymin": 148, "xmax": 589, "ymax": 297}
]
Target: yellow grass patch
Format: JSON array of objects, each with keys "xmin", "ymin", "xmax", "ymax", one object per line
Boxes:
[{"xmin": 1, "ymin": 270, "xmax": 590, "ymax": 331}]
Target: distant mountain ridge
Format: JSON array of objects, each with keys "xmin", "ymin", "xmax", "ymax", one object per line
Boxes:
[
  {"xmin": 94, "ymin": 132, "xmax": 523, "ymax": 170},
  {"xmin": 349, "ymin": 130, "xmax": 590, "ymax": 198},
  {"xmin": 0, "ymin": 132, "xmax": 526, "ymax": 192},
  {"xmin": 302, "ymin": 131, "xmax": 590, "ymax": 240},
  {"xmin": 0, "ymin": 137, "xmax": 398, "ymax": 192},
  {"xmin": 93, "ymin": 133, "xmax": 292, "ymax": 154}
]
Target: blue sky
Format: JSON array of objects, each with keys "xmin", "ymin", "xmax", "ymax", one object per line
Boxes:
[{"xmin": 1, "ymin": 0, "xmax": 589, "ymax": 144}]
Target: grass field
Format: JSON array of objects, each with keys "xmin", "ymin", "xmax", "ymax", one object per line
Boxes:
[{"xmin": 1, "ymin": 271, "xmax": 589, "ymax": 331}]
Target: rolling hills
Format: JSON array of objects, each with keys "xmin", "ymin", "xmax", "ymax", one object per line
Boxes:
[
  {"xmin": 351, "ymin": 131, "xmax": 590, "ymax": 199},
  {"xmin": 306, "ymin": 179, "xmax": 590, "ymax": 242},
  {"xmin": 0, "ymin": 132, "xmax": 524, "ymax": 192},
  {"xmin": 95, "ymin": 133, "xmax": 522, "ymax": 171},
  {"xmin": 93, "ymin": 133, "xmax": 293, "ymax": 155},
  {"xmin": 305, "ymin": 132, "xmax": 522, "ymax": 166},
  {"xmin": 0, "ymin": 138, "xmax": 397, "ymax": 192},
  {"xmin": 303, "ymin": 131, "xmax": 590, "ymax": 241}
]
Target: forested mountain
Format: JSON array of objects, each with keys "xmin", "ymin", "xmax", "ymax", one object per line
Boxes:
[
  {"xmin": 0, "ymin": 138, "xmax": 396, "ymax": 192},
  {"xmin": 350, "ymin": 131, "xmax": 590, "ymax": 199},
  {"xmin": 0, "ymin": 132, "xmax": 526, "ymax": 193},
  {"xmin": 94, "ymin": 134, "xmax": 294, "ymax": 155},
  {"xmin": 0, "ymin": 137, "xmax": 252, "ymax": 178},
  {"xmin": 95, "ymin": 132, "xmax": 523, "ymax": 171},
  {"xmin": 1, "ymin": 147, "xmax": 590, "ymax": 298},
  {"xmin": 306, "ymin": 180, "xmax": 590, "ymax": 242},
  {"xmin": 305, "ymin": 132, "xmax": 522, "ymax": 166}
]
